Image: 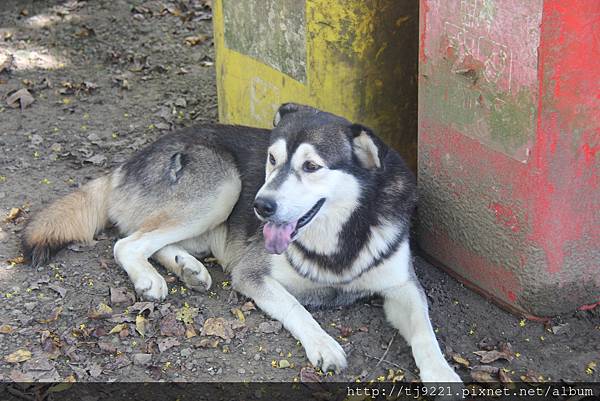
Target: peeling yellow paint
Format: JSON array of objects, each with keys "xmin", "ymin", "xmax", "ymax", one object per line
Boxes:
[{"xmin": 213, "ymin": 0, "xmax": 419, "ymax": 171}]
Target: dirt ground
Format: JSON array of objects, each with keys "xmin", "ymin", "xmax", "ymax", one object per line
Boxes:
[{"xmin": 0, "ymin": 0, "xmax": 598, "ymax": 385}]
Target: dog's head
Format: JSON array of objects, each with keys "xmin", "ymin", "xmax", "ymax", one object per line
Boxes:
[{"xmin": 254, "ymin": 103, "xmax": 388, "ymax": 254}]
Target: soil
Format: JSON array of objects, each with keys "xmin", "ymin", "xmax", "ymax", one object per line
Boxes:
[{"xmin": 0, "ymin": 0, "xmax": 598, "ymax": 385}]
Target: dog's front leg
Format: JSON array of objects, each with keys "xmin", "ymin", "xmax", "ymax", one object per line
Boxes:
[
  {"xmin": 234, "ymin": 274, "xmax": 347, "ymax": 372},
  {"xmin": 382, "ymin": 281, "xmax": 461, "ymax": 383}
]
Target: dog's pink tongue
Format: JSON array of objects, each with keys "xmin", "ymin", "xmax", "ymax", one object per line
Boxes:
[{"xmin": 263, "ymin": 222, "xmax": 296, "ymax": 254}]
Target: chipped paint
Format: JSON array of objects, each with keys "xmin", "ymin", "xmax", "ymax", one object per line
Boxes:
[
  {"xmin": 419, "ymin": 0, "xmax": 600, "ymax": 316},
  {"xmin": 214, "ymin": 0, "xmax": 419, "ymax": 171}
]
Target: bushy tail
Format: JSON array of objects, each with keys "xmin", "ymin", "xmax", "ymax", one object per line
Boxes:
[{"xmin": 23, "ymin": 175, "xmax": 113, "ymax": 267}]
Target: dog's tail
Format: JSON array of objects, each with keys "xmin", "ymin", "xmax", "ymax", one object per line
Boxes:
[{"xmin": 23, "ymin": 174, "xmax": 113, "ymax": 267}]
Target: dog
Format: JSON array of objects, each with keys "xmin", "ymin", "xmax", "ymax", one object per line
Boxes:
[{"xmin": 23, "ymin": 103, "xmax": 461, "ymax": 382}]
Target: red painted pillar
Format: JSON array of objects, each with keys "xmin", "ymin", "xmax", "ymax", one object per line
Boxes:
[{"xmin": 418, "ymin": 0, "xmax": 599, "ymax": 317}]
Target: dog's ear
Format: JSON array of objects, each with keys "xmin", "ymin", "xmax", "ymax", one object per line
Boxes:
[
  {"xmin": 273, "ymin": 103, "xmax": 319, "ymax": 126},
  {"xmin": 273, "ymin": 103, "xmax": 300, "ymax": 126},
  {"xmin": 350, "ymin": 124, "xmax": 387, "ymax": 170}
]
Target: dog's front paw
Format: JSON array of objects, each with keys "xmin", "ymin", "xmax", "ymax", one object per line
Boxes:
[
  {"xmin": 303, "ymin": 333, "xmax": 347, "ymax": 373},
  {"xmin": 134, "ymin": 271, "xmax": 168, "ymax": 301},
  {"xmin": 179, "ymin": 257, "xmax": 212, "ymax": 291}
]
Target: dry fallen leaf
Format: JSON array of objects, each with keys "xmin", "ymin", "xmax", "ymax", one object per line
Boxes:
[
  {"xmin": 470, "ymin": 368, "xmax": 497, "ymax": 383},
  {"xmin": 39, "ymin": 306, "xmax": 63, "ymax": 324},
  {"xmin": 6, "ymin": 89, "xmax": 34, "ymax": 109},
  {"xmin": 157, "ymin": 337, "xmax": 180, "ymax": 353},
  {"xmin": 110, "ymin": 287, "xmax": 135, "ymax": 305},
  {"xmin": 0, "ymin": 324, "xmax": 14, "ymax": 334},
  {"xmin": 7, "ymin": 256, "xmax": 25, "ymax": 265},
  {"xmin": 160, "ymin": 313, "xmax": 185, "ymax": 337},
  {"xmin": 109, "ymin": 323, "xmax": 127, "ymax": 334},
  {"xmin": 241, "ymin": 301, "xmax": 256, "ymax": 312},
  {"xmin": 202, "ymin": 317, "xmax": 234, "ymax": 340},
  {"xmin": 194, "ymin": 337, "xmax": 220, "ymax": 348},
  {"xmin": 135, "ymin": 314, "xmax": 147, "ymax": 337},
  {"xmin": 185, "ymin": 323, "xmax": 197, "ymax": 339},
  {"xmin": 473, "ymin": 349, "xmax": 513, "ymax": 364},
  {"xmin": 4, "ymin": 207, "xmax": 22, "ymax": 222},
  {"xmin": 184, "ymin": 34, "xmax": 210, "ymax": 46},
  {"xmin": 88, "ymin": 303, "xmax": 113, "ymax": 319},
  {"xmin": 338, "ymin": 325, "xmax": 352, "ymax": 338},
  {"xmin": 41, "ymin": 330, "xmax": 62, "ymax": 359},
  {"xmin": 230, "ymin": 308, "xmax": 245, "ymax": 323},
  {"xmin": 5, "ymin": 349, "xmax": 32, "ymax": 363},
  {"xmin": 451, "ymin": 352, "xmax": 470, "ymax": 368},
  {"xmin": 300, "ymin": 366, "xmax": 322, "ymax": 383}
]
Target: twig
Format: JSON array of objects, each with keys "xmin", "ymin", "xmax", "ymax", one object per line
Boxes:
[
  {"xmin": 375, "ymin": 332, "xmax": 397, "ymax": 369},
  {"xmin": 363, "ymin": 351, "xmax": 410, "ymax": 373}
]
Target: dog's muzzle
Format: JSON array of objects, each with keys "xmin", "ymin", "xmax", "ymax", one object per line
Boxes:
[{"xmin": 261, "ymin": 198, "xmax": 325, "ymax": 254}]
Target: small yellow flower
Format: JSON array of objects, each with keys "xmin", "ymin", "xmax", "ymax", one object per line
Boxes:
[
  {"xmin": 586, "ymin": 361, "xmax": 596, "ymax": 375},
  {"xmin": 519, "ymin": 319, "xmax": 526, "ymax": 327}
]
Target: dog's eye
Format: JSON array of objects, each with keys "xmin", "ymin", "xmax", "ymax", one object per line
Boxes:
[
  {"xmin": 302, "ymin": 161, "xmax": 321, "ymax": 173},
  {"xmin": 268, "ymin": 153, "xmax": 276, "ymax": 165}
]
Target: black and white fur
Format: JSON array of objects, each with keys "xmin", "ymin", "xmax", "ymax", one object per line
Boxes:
[{"xmin": 23, "ymin": 103, "xmax": 461, "ymax": 382}]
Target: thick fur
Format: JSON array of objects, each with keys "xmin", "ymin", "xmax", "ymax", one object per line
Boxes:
[
  {"xmin": 23, "ymin": 104, "xmax": 461, "ymax": 383},
  {"xmin": 23, "ymin": 175, "xmax": 112, "ymax": 267}
]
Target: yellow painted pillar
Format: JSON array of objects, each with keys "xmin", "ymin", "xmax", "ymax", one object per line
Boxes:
[{"xmin": 214, "ymin": 0, "xmax": 418, "ymax": 171}]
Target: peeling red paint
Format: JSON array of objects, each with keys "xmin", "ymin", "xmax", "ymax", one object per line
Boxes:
[
  {"xmin": 522, "ymin": 0, "xmax": 600, "ymax": 275},
  {"xmin": 419, "ymin": 0, "xmax": 429, "ymax": 63},
  {"xmin": 418, "ymin": 0, "xmax": 600, "ymax": 315},
  {"xmin": 578, "ymin": 301, "xmax": 600, "ymax": 312},
  {"xmin": 490, "ymin": 202, "xmax": 520, "ymax": 233},
  {"xmin": 582, "ymin": 143, "xmax": 599, "ymax": 164}
]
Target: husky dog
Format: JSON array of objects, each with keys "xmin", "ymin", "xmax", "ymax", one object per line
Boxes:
[{"xmin": 23, "ymin": 103, "xmax": 460, "ymax": 382}]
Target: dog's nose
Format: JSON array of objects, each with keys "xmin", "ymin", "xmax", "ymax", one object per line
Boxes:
[{"xmin": 254, "ymin": 197, "xmax": 277, "ymax": 218}]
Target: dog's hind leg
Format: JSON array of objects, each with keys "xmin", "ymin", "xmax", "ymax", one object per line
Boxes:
[
  {"xmin": 153, "ymin": 244, "xmax": 212, "ymax": 291},
  {"xmin": 114, "ymin": 222, "xmax": 206, "ymax": 301},
  {"xmin": 114, "ymin": 178, "xmax": 240, "ymax": 301}
]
